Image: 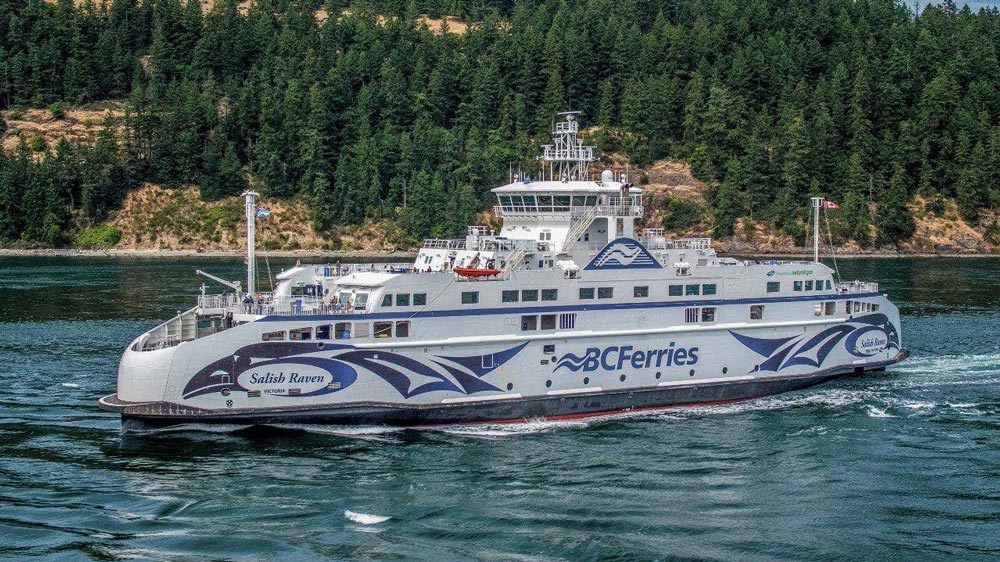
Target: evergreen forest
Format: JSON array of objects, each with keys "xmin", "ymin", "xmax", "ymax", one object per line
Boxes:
[{"xmin": 0, "ymin": 0, "xmax": 997, "ymax": 247}]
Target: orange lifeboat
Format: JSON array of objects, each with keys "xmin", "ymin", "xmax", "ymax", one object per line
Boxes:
[{"xmin": 454, "ymin": 267, "xmax": 500, "ymax": 278}]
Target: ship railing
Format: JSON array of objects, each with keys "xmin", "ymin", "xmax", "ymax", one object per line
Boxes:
[
  {"xmin": 422, "ymin": 238, "xmax": 467, "ymax": 250},
  {"xmin": 641, "ymin": 237, "xmax": 712, "ymax": 250},
  {"xmin": 836, "ymin": 281, "xmax": 880, "ymax": 294},
  {"xmin": 314, "ymin": 262, "xmax": 415, "ymax": 277},
  {"xmin": 494, "ymin": 204, "xmax": 642, "ymax": 219}
]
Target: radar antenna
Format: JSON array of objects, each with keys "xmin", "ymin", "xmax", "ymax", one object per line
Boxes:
[{"xmin": 538, "ymin": 111, "xmax": 598, "ymax": 181}]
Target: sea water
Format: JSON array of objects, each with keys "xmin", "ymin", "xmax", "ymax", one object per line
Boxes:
[{"xmin": 0, "ymin": 257, "xmax": 997, "ymax": 560}]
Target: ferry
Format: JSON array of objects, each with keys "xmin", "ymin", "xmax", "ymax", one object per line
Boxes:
[{"xmin": 99, "ymin": 112, "xmax": 908, "ymax": 431}]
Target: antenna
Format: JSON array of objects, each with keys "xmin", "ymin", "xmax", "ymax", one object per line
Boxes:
[{"xmin": 537, "ymin": 111, "xmax": 598, "ymax": 181}]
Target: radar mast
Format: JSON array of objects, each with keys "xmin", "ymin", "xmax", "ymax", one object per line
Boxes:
[{"xmin": 539, "ymin": 111, "xmax": 598, "ymax": 181}]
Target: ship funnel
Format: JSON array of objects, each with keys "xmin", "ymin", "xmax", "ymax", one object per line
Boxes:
[{"xmin": 601, "ymin": 169, "xmax": 614, "ymax": 184}]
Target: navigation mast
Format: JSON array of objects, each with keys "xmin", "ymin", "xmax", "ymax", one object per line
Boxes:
[
  {"xmin": 539, "ymin": 111, "xmax": 598, "ymax": 181},
  {"xmin": 243, "ymin": 190, "xmax": 259, "ymax": 294}
]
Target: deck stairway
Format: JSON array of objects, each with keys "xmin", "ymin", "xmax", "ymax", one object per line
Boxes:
[
  {"xmin": 500, "ymin": 245, "xmax": 529, "ymax": 275},
  {"xmin": 562, "ymin": 205, "xmax": 598, "ymax": 252}
]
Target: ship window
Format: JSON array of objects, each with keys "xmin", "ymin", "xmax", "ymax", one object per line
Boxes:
[
  {"xmin": 597, "ymin": 287, "xmax": 613, "ymax": 299},
  {"xmin": 559, "ymin": 313, "xmax": 576, "ymax": 329},
  {"xmin": 541, "ymin": 289, "xmax": 558, "ymax": 301},
  {"xmin": 815, "ymin": 279, "xmax": 824, "ymax": 291},
  {"xmin": 669, "ymin": 285, "xmax": 683, "ymax": 296},
  {"xmin": 826, "ymin": 280, "xmax": 832, "ymax": 290},
  {"xmin": 522, "ymin": 195, "xmax": 536, "ymax": 211},
  {"xmin": 381, "ymin": 294, "xmax": 392, "ymax": 306},
  {"xmin": 522, "ymin": 289, "xmax": 539, "ymax": 302},
  {"xmin": 766, "ymin": 281, "xmax": 780, "ymax": 293},
  {"xmin": 335, "ymin": 322, "xmax": 351, "ymax": 339},
  {"xmin": 685, "ymin": 284, "xmax": 700, "ymax": 296},
  {"xmin": 825, "ymin": 302, "xmax": 836, "ymax": 315},
  {"xmin": 815, "ymin": 303, "xmax": 824, "ymax": 316},
  {"xmin": 540, "ymin": 314, "xmax": 557, "ymax": 330},
  {"xmin": 702, "ymin": 284, "xmax": 717, "ymax": 295},
  {"xmin": 873, "ymin": 303, "xmax": 880, "ymax": 312},
  {"xmin": 353, "ymin": 322, "xmax": 370, "ymax": 338},
  {"xmin": 396, "ymin": 293, "xmax": 410, "ymax": 306},
  {"xmin": 846, "ymin": 300, "xmax": 852, "ymax": 314},
  {"xmin": 854, "ymin": 302, "xmax": 862, "ymax": 313},
  {"xmin": 395, "ymin": 321, "xmax": 410, "ymax": 338},
  {"xmin": 701, "ymin": 307, "xmax": 716, "ymax": 322},
  {"xmin": 374, "ymin": 322, "xmax": 392, "ymax": 338},
  {"xmin": 684, "ymin": 308, "xmax": 699, "ymax": 323},
  {"xmin": 316, "ymin": 325, "xmax": 332, "ymax": 340},
  {"xmin": 572, "ymin": 196, "xmax": 587, "ymax": 206},
  {"xmin": 511, "ymin": 195, "xmax": 524, "ymax": 212},
  {"xmin": 502, "ymin": 290, "xmax": 519, "ymax": 303},
  {"xmin": 462, "ymin": 291, "xmax": 479, "ymax": 304},
  {"xmin": 554, "ymin": 196, "xmax": 571, "ymax": 211},
  {"xmin": 413, "ymin": 293, "xmax": 427, "ymax": 306},
  {"xmin": 634, "ymin": 286, "xmax": 649, "ymax": 298},
  {"xmin": 289, "ymin": 327, "xmax": 312, "ymax": 341},
  {"xmin": 805, "ymin": 280, "xmax": 814, "ymax": 291},
  {"xmin": 521, "ymin": 315, "xmax": 538, "ymax": 331},
  {"xmin": 579, "ymin": 287, "xmax": 595, "ymax": 300},
  {"xmin": 537, "ymin": 195, "xmax": 553, "ymax": 211},
  {"xmin": 750, "ymin": 305, "xmax": 764, "ymax": 320},
  {"xmin": 499, "ymin": 195, "xmax": 512, "ymax": 208},
  {"xmin": 794, "ymin": 281, "xmax": 803, "ymax": 291},
  {"xmin": 262, "ymin": 330, "xmax": 285, "ymax": 341}
]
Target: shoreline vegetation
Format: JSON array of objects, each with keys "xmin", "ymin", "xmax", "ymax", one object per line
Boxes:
[{"xmin": 1, "ymin": 247, "xmax": 995, "ymax": 259}]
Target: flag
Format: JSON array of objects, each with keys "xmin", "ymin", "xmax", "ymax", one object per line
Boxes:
[
  {"xmin": 255, "ymin": 206, "xmax": 271, "ymax": 219},
  {"xmin": 824, "ymin": 201, "xmax": 839, "ymax": 209}
]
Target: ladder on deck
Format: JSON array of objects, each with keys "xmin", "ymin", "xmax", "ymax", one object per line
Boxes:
[
  {"xmin": 500, "ymin": 246, "xmax": 529, "ymax": 275},
  {"xmin": 562, "ymin": 206, "xmax": 598, "ymax": 252}
]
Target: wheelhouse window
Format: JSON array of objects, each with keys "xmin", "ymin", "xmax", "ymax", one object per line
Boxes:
[
  {"xmin": 541, "ymin": 289, "xmax": 558, "ymax": 301},
  {"xmin": 766, "ymin": 281, "xmax": 780, "ymax": 293},
  {"xmin": 669, "ymin": 285, "xmax": 683, "ymax": 297},
  {"xmin": 395, "ymin": 293, "xmax": 410, "ymax": 306},
  {"xmin": 579, "ymin": 287, "xmax": 595, "ymax": 300},
  {"xmin": 597, "ymin": 287, "xmax": 613, "ymax": 299},
  {"xmin": 521, "ymin": 289, "xmax": 539, "ymax": 302},
  {"xmin": 413, "ymin": 293, "xmax": 427, "ymax": 306},
  {"xmin": 521, "ymin": 315, "xmax": 538, "ymax": 331},
  {"xmin": 750, "ymin": 305, "xmax": 764, "ymax": 320},
  {"xmin": 395, "ymin": 321, "xmax": 410, "ymax": 338},
  {"xmin": 374, "ymin": 321, "xmax": 393, "ymax": 338},
  {"xmin": 461, "ymin": 291, "xmax": 479, "ymax": 304},
  {"xmin": 502, "ymin": 290, "xmax": 519, "ymax": 303},
  {"xmin": 289, "ymin": 327, "xmax": 312, "ymax": 341},
  {"xmin": 634, "ymin": 286, "xmax": 649, "ymax": 298},
  {"xmin": 702, "ymin": 284, "xmax": 717, "ymax": 295}
]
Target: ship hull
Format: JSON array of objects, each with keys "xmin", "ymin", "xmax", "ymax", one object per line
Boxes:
[{"xmin": 103, "ymin": 349, "xmax": 907, "ymax": 433}]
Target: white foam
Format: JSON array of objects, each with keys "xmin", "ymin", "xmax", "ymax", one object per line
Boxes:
[
  {"xmin": 344, "ymin": 510, "xmax": 390, "ymax": 525},
  {"xmin": 265, "ymin": 423, "xmax": 405, "ymax": 439},
  {"xmin": 61, "ymin": 382, "xmax": 81, "ymax": 388},
  {"xmin": 867, "ymin": 406, "xmax": 896, "ymax": 418}
]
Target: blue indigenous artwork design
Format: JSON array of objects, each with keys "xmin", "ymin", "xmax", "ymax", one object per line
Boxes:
[
  {"xmin": 584, "ymin": 238, "xmax": 662, "ymax": 270},
  {"xmin": 182, "ymin": 341, "xmax": 528, "ymax": 399},
  {"xmin": 730, "ymin": 313, "xmax": 899, "ymax": 373}
]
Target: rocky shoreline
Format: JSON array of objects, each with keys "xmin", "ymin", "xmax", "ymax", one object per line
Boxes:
[{"xmin": 1, "ymin": 247, "xmax": 996, "ymax": 259}]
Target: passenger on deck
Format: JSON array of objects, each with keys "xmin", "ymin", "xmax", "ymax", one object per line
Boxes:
[{"xmin": 243, "ymin": 294, "xmax": 254, "ymax": 313}]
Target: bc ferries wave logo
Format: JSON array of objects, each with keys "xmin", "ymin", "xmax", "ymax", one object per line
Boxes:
[
  {"xmin": 730, "ymin": 313, "xmax": 899, "ymax": 373},
  {"xmin": 553, "ymin": 343, "xmax": 699, "ymax": 372},
  {"xmin": 584, "ymin": 238, "xmax": 662, "ymax": 270},
  {"xmin": 181, "ymin": 341, "xmax": 527, "ymax": 400}
]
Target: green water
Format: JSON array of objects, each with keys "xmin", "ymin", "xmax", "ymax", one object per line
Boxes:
[{"xmin": 0, "ymin": 257, "xmax": 997, "ymax": 560}]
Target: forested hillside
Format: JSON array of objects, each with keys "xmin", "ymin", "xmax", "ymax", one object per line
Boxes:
[{"xmin": 0, "ymin": 0, "xmax": 997, "ymax": 249}]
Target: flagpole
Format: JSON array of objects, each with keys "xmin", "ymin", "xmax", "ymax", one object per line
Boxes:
[
  {"xmin": 811, "ymin": 196, "xmax": 823, "ymax": 264},
  {"xmin": 243, "ymin": 190, "xmax": 259, "ymax": 295}
]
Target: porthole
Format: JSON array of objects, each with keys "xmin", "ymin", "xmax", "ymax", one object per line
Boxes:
[
  {"xmin": 317, "ymin": 342, "xmax": 325, "ymax": 350},
  {"xmin": 655, "ymin": 371, "xmax": 661, "ymax": 379},
  {"xmin": 620, "ymin": 374, "xmax": 626, "ymax": 382},
  {"xmin": 689, "ymin": 369, "xmax": 695, "ymax": 377},
  {"xmin": 506, "ymin": 383, "xmax": 513, "ymax": 391},
  {"xmin": 545, "ymin": 380, "xmax": 552, "ymax": 388},
  {"xmin": 722, "ymin": 367, "xmax": 728, "ymax": 374},
  {"xmin": 583, "ymin": 377, "xmax": 590, "ymax": 385}
]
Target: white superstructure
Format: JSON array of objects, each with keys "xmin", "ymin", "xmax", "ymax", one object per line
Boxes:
[{"xmin": 100, "ymin": 113, "xmax": 907, "ymax": 430}]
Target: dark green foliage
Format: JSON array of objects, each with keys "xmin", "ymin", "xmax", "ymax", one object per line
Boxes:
[
  {"xmin": 74, "ymin": 225, "xmax": 122, "ymax": 248},
  {"xmin": 661, "ymin": 197, "xmax": 705, "ymax": 232},
  {"xmin": 0, "ymin": 0, "xmax": 997, "ymax": 247}
]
